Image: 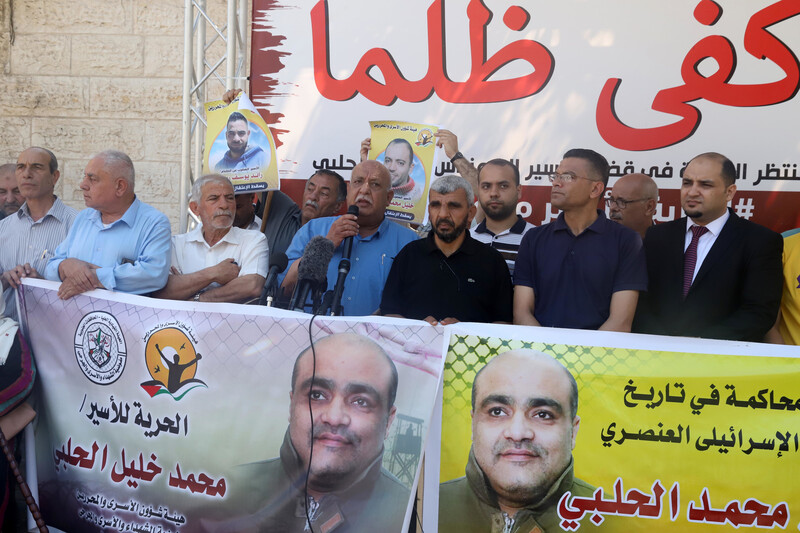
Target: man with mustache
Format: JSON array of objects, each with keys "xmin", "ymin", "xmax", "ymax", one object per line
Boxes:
[
  {"xmin": 281, "ymin": 161, "xmax": 417, "ymax": 316},
  {"xmin": 44, "ymin": 150, "xmax": 171, "ymax": 299},
  {"xmin": 380, "ymin": 175, "xmax": 512, "ymax": 324},
  {"xmin": 259, "ymin": 169, "xmax": 347, "ymax": 259},
  {"xmin": 227, "ymin": 333, "xmax": 409, "ymax": 532},
  {"xmin": 607, "ymin": 173, "xmax": 658, "ymax": 240},
  {"xmin": 154, "ymin": 174, "xmax": 268, "ymax": 303},
  {"xmin": 214, "ymin": 111, "xmax": 268, "ymax": 173},
  {"xmin": 439, "ymin": 349, "xmax": 595, "ymax": 533}
]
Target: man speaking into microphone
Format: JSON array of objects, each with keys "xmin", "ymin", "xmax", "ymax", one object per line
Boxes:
[{"xmin": 281, "ymin": 161, "xmax": 417, "ymax": 316}]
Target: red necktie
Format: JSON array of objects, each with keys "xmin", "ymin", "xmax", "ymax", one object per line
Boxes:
[{"xmin": 683, "ymin": 225, "xmax": 709, "ymax": 297}]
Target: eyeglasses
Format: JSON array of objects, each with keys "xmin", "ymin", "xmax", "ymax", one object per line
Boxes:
[
  {"xmin": 605, "ymin": 197, "xmax": 647, "ymax": 209},
  {"xmin": 548, "ymin": 172, "xmax": 598, "ymax": 184}
]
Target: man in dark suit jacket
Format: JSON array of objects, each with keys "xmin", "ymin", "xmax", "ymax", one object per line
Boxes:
[{"xmin": 634, "ymin": 152, "xmax": 783, "ymax": 342}]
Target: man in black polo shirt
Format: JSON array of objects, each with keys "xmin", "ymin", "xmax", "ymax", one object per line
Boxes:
[{"xmin": 380, "ymin": 175, "xmax": 512, "ymax": 324}]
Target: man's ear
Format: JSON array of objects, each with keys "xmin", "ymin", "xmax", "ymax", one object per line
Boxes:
[
  {"xmin": 189, "ymin": 201, "xmax": 199, "ymax": 216},
  {"xmin": 52, "ymin": 169, "xmax": 61, "ymax": 186},
  {"xmin": 590, "ymin": 182, "xmax": 605, "ymax": 199},
  {"xmin": 571, "ymin": 415, "xmax": 581, "ymax": 450},
  {"xmin": 725, "ymin": 183, "xmax": 737, "ymax": 203},
  {"xmin": 384, "ymin": 405, "xmax": 397, "ymax": 439},
  {"xmin": 115, "ymin": 177, "xmax": 129, "ymax": 197},
  {"xmin": 468, "ymin": 203, "xmax": 477, "ymax": 225},
  {"xmin": 644, "ymin": 199, "xmax": 657, "ymax": 217}
]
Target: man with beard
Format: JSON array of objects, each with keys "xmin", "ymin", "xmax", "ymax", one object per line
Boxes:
[
  {"xmin": 634, "ymin": 152, "xmax": 782, "ymax": 341},
  {"xmin": 214, "ymin": 111, "xmax": 268, "ymax": 173},
  {"xmin": 439, "ymin": 350, "xmax": 595, "ymax": 533},
  {"xmin": 281, "ymin": 161, "xmax": 416, "ymax": 316},
  {"xmin": 472, "ymin": 159, "xmax": 534, "ymax": 277},
  {"xmin": 219, "ymin": 333, "xmax": 409, "ymax": 533},
  {"xmin": 380, "ymin": 175, "xmax": 512, "ymax": 324},
  {"xmin": 154, "ymin": 174, "xmax": 268, "ymax": 303}
]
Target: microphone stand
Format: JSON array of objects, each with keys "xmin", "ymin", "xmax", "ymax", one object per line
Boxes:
[{"xmin": 328, "ymin": 257, "xmax": 351, "ymax": 316}]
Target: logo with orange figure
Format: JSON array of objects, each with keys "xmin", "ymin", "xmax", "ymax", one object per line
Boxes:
[
  {"xmin": 140, "ymin": 326, "xmax": 206, "ymax": 400},
  {"xmin": 416, "ymin": 129, "xmax": 434, "ymax": 147}
]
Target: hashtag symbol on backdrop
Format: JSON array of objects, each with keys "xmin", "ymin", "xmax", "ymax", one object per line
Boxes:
[{"xmin": 733, "ymin": 197, "xmax": 754, "ymax": 220}]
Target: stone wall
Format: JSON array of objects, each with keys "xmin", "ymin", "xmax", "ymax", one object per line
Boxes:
[{"xmin": 0, "ymin": 0, "xmax": 235, "ymax": 230}]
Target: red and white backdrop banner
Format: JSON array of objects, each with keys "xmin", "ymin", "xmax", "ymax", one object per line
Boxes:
[{"xmin": 249, "ymin": 0, "xmax": 800, "ymax": 232}]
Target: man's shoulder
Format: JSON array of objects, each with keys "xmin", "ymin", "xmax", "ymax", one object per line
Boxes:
[
  {"xmin": 569, "ymin": 476, "xmax": 597, "ymax": 498},
  {"xmin": 381, "ymin": 218, "xmax": 418, "ymax": 241},
  {"xmin": 646, "ymin": 217, "xmax": 684, "ymax": 239},
  {"xmin": 377, "ymin": 467, "xmax": 411, "ymax": 497},
  {"xmin": 728, "ymin": 214, "xmax": 781, "ymax": 243},
  {"xmin": 228, "ymin": 226, "xmax": 267, "ymax": 244},
  {"xmin": 134, "ymin": 199, "xmax": 170, "ymax": 223},
  {"xmin": 439, "ymin": 477, "xmax": 479, "ymax": 513}
]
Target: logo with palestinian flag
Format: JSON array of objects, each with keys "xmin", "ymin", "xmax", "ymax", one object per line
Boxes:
[{"xmin": 140, "ymin": 325, "xmax": 206, "ymax": 400}]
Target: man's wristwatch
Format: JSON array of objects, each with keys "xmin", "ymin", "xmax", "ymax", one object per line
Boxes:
[
  {"xmin": 450, "ymin": 151, "xmax": 465, "ymax": 164},
  {"xmin": 193, "ymin": 292, "xmax": 202, "ymax": 302}
]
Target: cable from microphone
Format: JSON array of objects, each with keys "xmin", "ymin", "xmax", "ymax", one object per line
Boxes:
[
  {"xmin": 258, "ymin": 251, "xmax": 289, "ymax": 306},
  {"xmin": 289, "ymin": 236, "xmax": 335, "ymax": 312},
  {"xmin": 327, "ymin": 205, "xmax": 360, "ymax": 316}
]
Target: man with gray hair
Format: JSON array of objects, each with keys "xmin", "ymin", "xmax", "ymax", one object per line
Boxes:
[
  {"xmin": 45, "ymin": 150, "xmax": 171, "ymax": 299},
  {"xmin": 380, "ymin": 174, "xmax": 512, "ymax": 324},
  {"xmin": 154, "ymin": 174, "xmax": 268, "ymax": 303}
]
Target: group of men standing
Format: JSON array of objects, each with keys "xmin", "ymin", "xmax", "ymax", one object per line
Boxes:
[
  {"xmin": 0, "ymin": 140, "xmax": 791, "ymax": 346},
  {"xmin": 0, "ymin": 136, "xmax": 797, "ymax": 533}
]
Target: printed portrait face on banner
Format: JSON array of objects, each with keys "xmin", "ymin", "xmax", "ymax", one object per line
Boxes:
[{"xmin": 288, "ymin": 333, "xmax": 398, "ymax": 489}]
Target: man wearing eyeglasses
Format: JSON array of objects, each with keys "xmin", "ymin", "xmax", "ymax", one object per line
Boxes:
[
  {"xmin": 607, "ymin": 173, "xmax": 658, "ymax": 240},
  {"xmin": 513, "ymin": 149, "xmax": 647, "ymax": 332}
]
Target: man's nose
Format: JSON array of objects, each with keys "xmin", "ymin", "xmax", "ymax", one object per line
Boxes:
[
  {"xmin": 318, "ymin": 397, "xmax": 349, "ymax": 427},
  {"xmin": 503, "ymin": 412, "xmax": 534, "ymax": 442}
]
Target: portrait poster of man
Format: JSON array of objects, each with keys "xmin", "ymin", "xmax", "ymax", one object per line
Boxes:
[
  {"xmin": 368, "ymin": 120, "xmax": 439, "ymax": 224},
  {"xmin": 204, "ymin": 91, "xmax": 279, "ymax": 192},
  {"xmin": 427, "ymin": 327, "xmax": 800, "ymax": 532},
  {"xmin": 19, "ymin": 280, "xmax": 445, "ymax": 532}
]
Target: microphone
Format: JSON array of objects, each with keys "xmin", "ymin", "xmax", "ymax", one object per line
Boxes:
[
  {"xmin": 258, "ymin": 252, "xmax": 288, "ymax": 306},
  {"xmin": 328, "ymin": 205, "xmax": 359, "ymax": 316},
  {"xmin": 289, "ymin": 236, "xmax": 335, "ymax": 312},
  {"xmin": 341, "ymin": 205, "xmax": 359, "ymax": 261}
]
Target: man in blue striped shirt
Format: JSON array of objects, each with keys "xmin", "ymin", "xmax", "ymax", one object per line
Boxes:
[{"xmin": 0, "ymin": 147, "xmax": 77, "ymax": 319}]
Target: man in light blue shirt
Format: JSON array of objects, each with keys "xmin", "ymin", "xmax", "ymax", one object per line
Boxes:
[
  {"xmin": 45, "ymin": 150, "xmax": 171, "ymax": 300},
  {"xmin": 281, "ymin": 161, "xmax": 417, "ymax": 316}
]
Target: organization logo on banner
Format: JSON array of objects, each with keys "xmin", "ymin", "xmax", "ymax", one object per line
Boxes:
[
  {"xmin": 416, "ymin": 129, "xmax": 434, "ymax": 147},
  {"xmin": 74, "ymin": 311, "xmax": 127, "ymax": 385},
  {"xmin": 140, "ymin": 324, "xmax": 207, "ymax": 400}
]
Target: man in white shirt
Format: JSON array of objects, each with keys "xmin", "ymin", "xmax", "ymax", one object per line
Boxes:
[{"xmin": 154, "ymin": 174, "xmax": 268, "ymax": 303}]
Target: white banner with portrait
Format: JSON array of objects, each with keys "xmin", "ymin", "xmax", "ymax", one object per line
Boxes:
[{"xmin": 18, "ymin": 279, "xmax": 444, "ymax": 532}]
